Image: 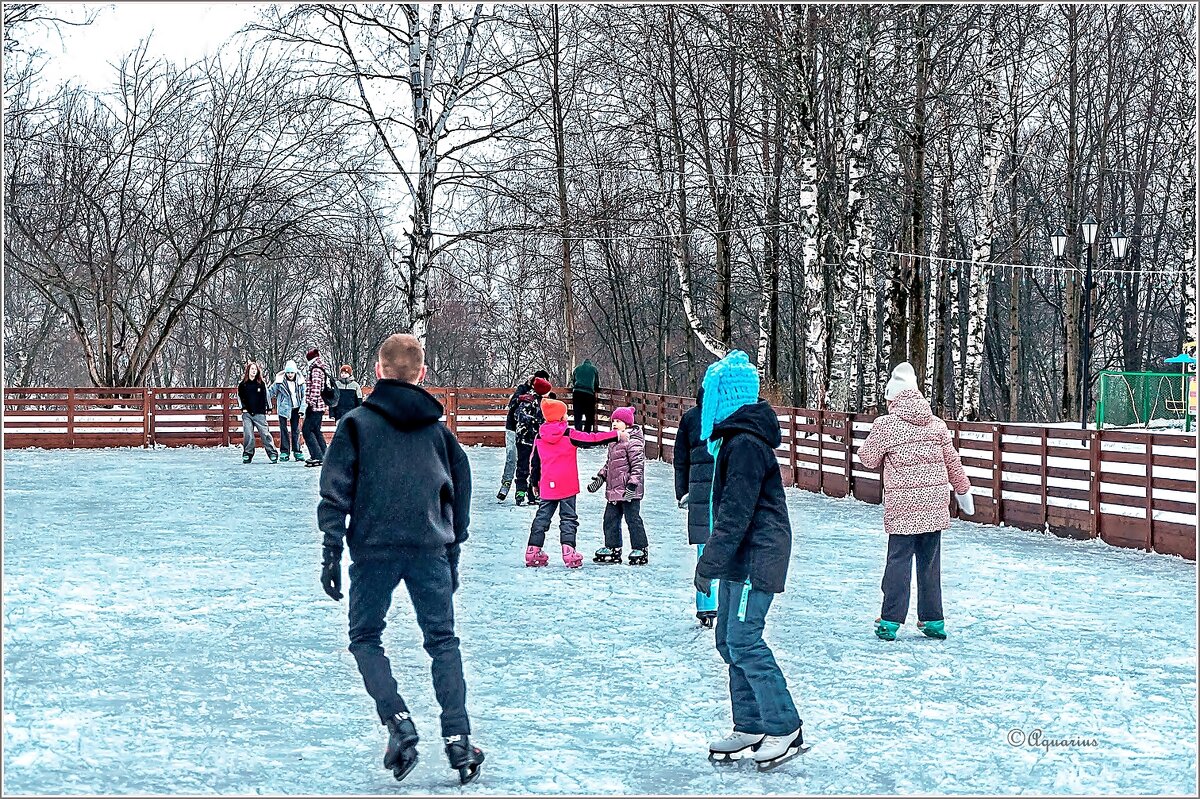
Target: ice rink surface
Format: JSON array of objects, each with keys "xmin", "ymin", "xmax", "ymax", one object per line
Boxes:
[{"xmin": 3, "ymin": 445, "xmax": 1196, "ymax": 794}]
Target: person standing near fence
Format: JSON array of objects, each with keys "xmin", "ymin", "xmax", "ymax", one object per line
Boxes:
[
  {"xmin": 857, "ymin": 361, "xmax": 973, "ymax": 643},
  {"xmin": 303, "ymin": 347, "xmax": 331, "ymax": 467},
  {"xmin": 237, "ymin": 361, "xmax": 279, "ymax": 464},
  {"xmin": 569, "ymin": 357, "xmax": 600, "ymax": 432},
  {"xmin": 673, "ymin": 386, "xmax": 717, "ymax": 627},
  {"xmin": 269, "ymin": 360, "xmax": 305, "ymax": 461},
  {"xmin": 498, "ymin": 369, "xmax": 550, "ymax": 502},
  {"xmin": 332, "ymin": 364, "xmax": 363, "ymax": 424}
]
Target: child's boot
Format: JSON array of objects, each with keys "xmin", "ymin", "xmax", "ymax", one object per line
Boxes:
[
  {"xmin": 561, "ymin": 544, "xmax": 583, "ymax": 568},
  {"xmin": 918, "ymin": 620, "xmax": 947, "ymax": 639},
  {"xmin": 875, "ymin": 618, "xmax": 901, "ymax": 641},
  {"xmin": 524, "ymin": 546, "xmax": 548, "ymax": 567},
  {"xmin": 593, "ymin": 547, "xmax": 622, "ymax": 564},
  {"xmin": 294, "ymin": 450, "xmax": 305, "ymax": 462},
  {"xmin": 627, "ymin": 547, "xmax": 648, "ymax": 565},
  {"xmin": 515, "ymin": 491, "xmax": 527, "ymax": 506},
  {"xmin": 242, "ymin": 453, "xmax": 253, "ymax": 464},
  {"xmin": 496, "ymin": 480, "xmax": 511, "ymax": 502},
  {"xmin": 279, "ymin": 451, "xmax": 290, "ymax": 462}
]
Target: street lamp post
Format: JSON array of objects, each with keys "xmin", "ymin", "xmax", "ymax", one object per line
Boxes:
[{"xmin": 1080, "ymin": 213, "xmax": 1099, "ymax": 429}]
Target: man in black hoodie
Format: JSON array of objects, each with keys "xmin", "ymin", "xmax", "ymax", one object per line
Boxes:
[{"xmin": 317, "ymin": 333, "xmax": 485, "ymax": 785}]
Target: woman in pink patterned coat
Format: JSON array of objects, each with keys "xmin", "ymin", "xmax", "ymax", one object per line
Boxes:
[{"xmin": 858, "ymin": 362, "xmax": 973, "ymax": 641}]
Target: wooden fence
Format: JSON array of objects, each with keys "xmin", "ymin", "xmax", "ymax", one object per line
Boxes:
[{"xmin": 4, "ymin": 385, "xmax": 1195, "ymax": 559}]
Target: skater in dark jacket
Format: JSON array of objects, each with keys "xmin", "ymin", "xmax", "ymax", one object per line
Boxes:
[
  {"xmin": 330, "ymin": 364, "xmax": 363, "ymax": 422},
  {"xmin": 317, "ymin": 333, "xmax": 485, "ymax": 785},
  {"xmin": 511, "ymin": 377, "xmax": 552, "ymax": 506},
  {"xmin": 673, "ymin": 386, "xmax": 716, "ymax": 626},
  {"xmin": 694, "ymin": 350, "xmax": 803, "ymax": 771},
  {"xmin": 237, "ymin": 361, "xmax": 279, "ymax": 464},
  {"xmin": 498, "ymin": 370, "xmax": 551, "ymax": 501}
]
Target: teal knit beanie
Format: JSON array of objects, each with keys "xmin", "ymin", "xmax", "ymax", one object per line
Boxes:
[{"xmin": 699, "ymin": 350, "xmax": 760, "ymax": 448}]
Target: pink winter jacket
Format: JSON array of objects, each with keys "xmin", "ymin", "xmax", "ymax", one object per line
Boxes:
[
  {"xmin": 532, "ymin": 421, "xmax": 619, "ymax": 500},
  {"xmin": 857, "ymin": 390, "xmax": 972, "ymax": 536}
]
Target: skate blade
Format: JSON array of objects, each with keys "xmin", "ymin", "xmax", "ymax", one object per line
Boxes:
[
  {"xmin": 755, "ymin": 744, "xmax": 811, "ymax": 772},
  {"xmin": 708, "ymin": 748, "xmax": 754, "ymax": 765},
  {"xmin": 457, "ymin": 764, "xmax": 481, "ymax": 785},
  {"xmin": 391, "ymin": 755, "xmax": 419, "ymax": 782}
]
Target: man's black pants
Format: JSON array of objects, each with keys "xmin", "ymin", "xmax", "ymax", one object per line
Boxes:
[
  {"xmin": 347, "ymin": 550, "xmax": 470, "ymax": 737},
  {"xmin": 572, "ymin": 390, "xmax": 596, "ymax": 432}
]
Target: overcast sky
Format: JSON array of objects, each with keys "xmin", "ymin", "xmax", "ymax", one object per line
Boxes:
[{"xmin": 31, "ymin": 3, "xmax": 266, "ymax": 90}]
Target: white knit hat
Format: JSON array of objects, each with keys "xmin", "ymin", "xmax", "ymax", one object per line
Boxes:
[{"xmin": 885, "ymin": 362, "xmax": 919, "ymax": 401}]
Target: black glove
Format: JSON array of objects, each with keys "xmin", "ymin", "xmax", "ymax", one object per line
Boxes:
[
  {"xmin": 587, "ymin": 474, "xmax": 605, "ymax": 493},
  {"xmin": 694, "ymin": 572, "xmax": 713, "ymax": 598},
  {"xmin": 447, "ymin": 543, "xmax": 461, "ymax": 593},
  {"xmin": 321, "ymin": 545, "xmax": 343, "ymax": 601},
  {"xmin": 623, "ymin": 483, "xmax": 637, "ymax": 502}
]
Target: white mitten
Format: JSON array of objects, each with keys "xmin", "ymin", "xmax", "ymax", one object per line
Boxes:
[
  {"xmin": 955, "ymin": 491, "xmax": 975, "ymax": 517},
  {"xmin": 678, "ymin": 493, "xmax": 689, "ymax": 509}
]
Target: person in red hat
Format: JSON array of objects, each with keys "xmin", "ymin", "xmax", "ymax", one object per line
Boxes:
[
  {"xmin": 508, "ymin": 376, "xmax": 553, "ymax": 506},
  {"xmin": 498, "ymin": 370, "xmax": 551, "ymax": 501},
  {"xmin": 524, "ymin": 398, "xmax": 620, "ymax": 568}
]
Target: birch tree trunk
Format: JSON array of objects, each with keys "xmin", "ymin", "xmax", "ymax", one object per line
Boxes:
[
  {"xmin": 960, "ymin": 14, "xmax": 1006, "ymax": 421},
  {"xmin": 830, "ymin": 23, "xmax": 875, "ymax": 410}
]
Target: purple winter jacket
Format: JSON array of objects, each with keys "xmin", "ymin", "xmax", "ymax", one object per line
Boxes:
[{"xmin": 598, "ymin": 426, "xmax": 645, "ymax": 502}]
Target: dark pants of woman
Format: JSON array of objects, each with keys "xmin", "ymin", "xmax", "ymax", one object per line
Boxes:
[
  {"xmin": 303, "ymin": 409, "xmax": 327, "ymax": 460},
  {"xmin": 278, "ymin": 409, "xmax": 302, "ymax": 454},
  {"xmin": 602, "ymin": 500, "xmax": 648, "ymax": 549},
  {"xmin": 572, "ymin": 390, "xmax": 596, "ymax": 432},
  {"xmin": 880, "ymin": 531, "xmax": 943, "ymax": 624}
]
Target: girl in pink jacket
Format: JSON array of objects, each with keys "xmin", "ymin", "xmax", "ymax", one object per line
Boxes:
[
  {"xmin": 525, "ymin": 398, "xmax": 619, "ymax": 568},
  {"xmin": 858, "ymin": 362, "xmax": 973, "ymax": 641}
]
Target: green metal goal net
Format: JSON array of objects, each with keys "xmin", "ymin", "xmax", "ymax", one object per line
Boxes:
[{"xmin": 1096, "ymin": 371, "xmax": 1192, "ymax": 430}]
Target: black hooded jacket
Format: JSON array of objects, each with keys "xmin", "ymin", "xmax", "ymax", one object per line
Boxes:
[
  {"xmin": 673, "ymin": 387, "xmax": 715, "ymax": 545},
  {"xmin": 695, "ymin": 400, "xmax": 792, "ymax": 593},
  {"xmin": 318, "ymin": 380, "xmax": 472, "ymax": 562}
]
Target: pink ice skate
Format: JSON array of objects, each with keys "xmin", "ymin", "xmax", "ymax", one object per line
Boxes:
[
  {"xmin": 561, "ymin": 544, "xmax": 583, "ymax": 569},
  {"xmin": 525, "ymin": 546, "xmax": 549, "ymax": 567}
]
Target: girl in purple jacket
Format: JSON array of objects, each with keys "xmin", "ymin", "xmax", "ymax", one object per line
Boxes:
[{"xmin": 587, "ymin": 406, "xmax": 649, "ymax": 564}]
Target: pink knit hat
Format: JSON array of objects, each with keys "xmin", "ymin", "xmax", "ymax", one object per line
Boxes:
[{"xmin": 611, "ymin": 406, "xmax": 635, "ymax": 427}]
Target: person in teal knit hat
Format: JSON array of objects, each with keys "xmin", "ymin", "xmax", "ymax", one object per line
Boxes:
[{"xmin": 694, "ymin": 351, "xmax": 805, "ymax": 770}]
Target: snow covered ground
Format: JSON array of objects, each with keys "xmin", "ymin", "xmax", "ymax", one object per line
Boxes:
[{"xmin": 3, "ymin": 445, "xmax": 1196, "ymax": 795}]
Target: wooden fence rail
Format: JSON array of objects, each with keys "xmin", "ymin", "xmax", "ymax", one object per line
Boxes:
[{"xmin": 5, "ymin": 386, "xmax": 1195, "ymax": 559}]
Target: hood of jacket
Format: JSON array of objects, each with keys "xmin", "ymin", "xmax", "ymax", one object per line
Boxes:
[
  {"xmin": 711, "ymin": 401, "xmax": 782, "ymax": 449},
  {"xmin": 887, "ymin": 389, "xmax": 934, "ymax": 426},
  {"xmin": 538, "ymin": 419, "xmax": 569, "ymax": 443},
  {"xmin": 362, "ymin": 380, "xmax": 443, "ymax": 430}
]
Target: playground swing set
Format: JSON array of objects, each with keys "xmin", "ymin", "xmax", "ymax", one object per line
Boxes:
[{"xmin": 1096, "ymin": 341, "xmax": 1197, "ymax": 432}]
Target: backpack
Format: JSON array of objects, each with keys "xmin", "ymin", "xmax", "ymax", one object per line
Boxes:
[
  {"xmin": 514, "ymin": 393, "xmax": 542, "ymax": 443},
  {"xmin": 320, "ymin": 367, "xmax": 339, "ymax": 408}
]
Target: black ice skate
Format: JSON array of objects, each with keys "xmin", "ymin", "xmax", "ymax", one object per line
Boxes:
[
  {"xmin": 383, "ymin": 712, "xmax": 419, "ymax": 782},
  {"xmin": 515, "ymin": 491, "xmax": 527, "ymax": 506},
  {"xmin": 752, "ymin": 727, "xmax": 809, "ymax": 771},
  {"xmin": 445, "ymin": 734, "xmax": 485, "ymax": 785},
  {"xmin": 496, "ymin": 480, "xmax": 511, "ymax": 501},
  {"xmin": 627, "ymin": 547, "xmax": 648, "ymax": 565},
  {"xmin": 593, "ymin": 547, "xmax": 622, "ymax": 564},
  {"xmin": 697, "ymin": 611, "xmax": 718, "ymax": 628},
  {"xmin": 242, "ymin": 453, "xmax": 253, "ymax": 464}
]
